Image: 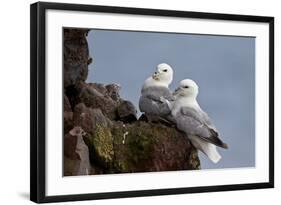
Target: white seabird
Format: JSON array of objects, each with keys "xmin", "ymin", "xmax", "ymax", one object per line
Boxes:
[
  {"xmin": 139, "ymin": 63, "xmax": 175, "ymax": 123},
  {"xmin": 172, "ymin": 79, "xmax": 228, "ymax": 163}
]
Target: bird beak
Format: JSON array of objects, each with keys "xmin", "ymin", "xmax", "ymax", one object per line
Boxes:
[
  {"xmin": 173, "ymin": 87, "xmax": 180, "ymax": 95},
  {"xmin": 152, "ymin": 72, "xmax": 159, "ymax": 80}
]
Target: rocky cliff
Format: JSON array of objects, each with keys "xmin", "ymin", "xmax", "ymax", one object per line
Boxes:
[{"xmin": 63, "ymin": 28, "xmax": 200, "ymax": 176}]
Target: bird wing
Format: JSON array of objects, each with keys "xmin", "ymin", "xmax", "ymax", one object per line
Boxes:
[
  {"xmin": 139, "ymin": 94, "xmax": 171, "ymax": 115},
  {"xmin": 163, "ymin": 93, "xmax": 176, "ymax": 102},
  {"xmin": 200, "ymin": 110, "xmax": 218, "ymax": 132},
  {"xmin": 139, "ymin": 86, "xmax": 174, "ymax": 115},
  {"xmin": 178, "ymin": 107, "xmax": 228, "ymax": 149},
  {"xmin": 143, "ymin": 93, "xmax": 162, "ymax": 102},
  {"xmin": 142, "ymin": 86, "xmax": 175, "ymax": 101}
]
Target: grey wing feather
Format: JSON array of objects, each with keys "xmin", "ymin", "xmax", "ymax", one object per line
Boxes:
[
  {"xmin": 139, "ymin": 95, "xmax": 171, "ymax": 115},
  {"xmin": 178, "ymin": 107, "xmax": 228, "ymax": 149},
  {"xmin": 141, "ymin": 86, "xmax": 174, "ymax": 100},
  {"xmin": 143, "ymin": 94, "xmax": 162, "ymax": 102},
  {"xmin": 139, "ymin": 86, "xmax": 173, "ymax": 116},
  {"xmin": 164, "ymin": 94, "xmax": 176, "ymax": 101},
  {"xmin": 200, "ymin": 110, "xmax": 217, "ymax": 131}
]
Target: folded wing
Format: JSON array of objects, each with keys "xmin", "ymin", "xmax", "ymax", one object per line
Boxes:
[
  {"xmin": 139, "ymin": 86, "xmax": 175, "ymax": 116},
  {"xmin": 176, "ymin": 107, "xmax": 228, "ymax": 149}
]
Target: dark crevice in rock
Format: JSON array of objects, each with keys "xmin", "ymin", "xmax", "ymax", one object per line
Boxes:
[{"xmin": 65, "ymin": 85, "xmax": 80, "ymax": 111}]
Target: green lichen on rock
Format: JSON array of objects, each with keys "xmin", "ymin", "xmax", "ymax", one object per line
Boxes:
[
  {"xmin": 111, "ymin": 122, "xmax": 156, "ymax": 173},
  {"xmin": 69, "ymin": 116, "xmax": 201, "ymax": 175},
  {"xmin": 109, "ymin": 124, "xmax": 130, "ymax": 172},
  {"xmin": 126, "ymin": 124, "xmax": 156, "ymax": 164},
  {"xmin": 109, "ymin": 121, "xmax": 200, "ymax": 173},
  {"xmin": 188, "ymin": 147, "xmax": 201, "ymax": 169},
  {"xmin": 84, "ymin": 124, "xmax": 114, "ymax": 168}
]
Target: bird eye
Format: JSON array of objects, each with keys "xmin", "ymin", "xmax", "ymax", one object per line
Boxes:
[
  {"xmin": 183, "ymin": 86, "xmax": 189, "ymax": 88},
  {"xmin": 163, "ymin": 69, "xmax": 168, "ymax": 72}
]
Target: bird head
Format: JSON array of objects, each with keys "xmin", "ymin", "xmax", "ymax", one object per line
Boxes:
[
  {"xmin": 152, "ymin": 63, "xmax": 173, "ymax": 85},
  {"xmin": 174, "ymin": 79, "xmax": 199, "ymax": 98}
]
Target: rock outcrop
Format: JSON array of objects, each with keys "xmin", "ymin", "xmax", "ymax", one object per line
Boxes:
[
  {"xmin": 64, "ymin": 126, "xmax": 91, "ymax": 176},
  {"xmin": 63, "ymin": 29, "xmax": 200, "ymax": 176},
  {"xmin": 64, "ymin": 28, "xmax": 91, "ymax": 88}
]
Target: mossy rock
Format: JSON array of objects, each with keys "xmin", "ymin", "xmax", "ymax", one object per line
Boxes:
[
  {"xmin": 82, "ymin": 120, "xmax": 200, "ymax": 174},
  {"xmin": 111, "ymin": 122, "xmax": 156, "ymax": 172},
  {"xmin": 84, "ymin": 124, "xmax": 114, "ymax": 169},
  {"xmin": 111, "ymin": 121, "xmax": 200, "ymax": 173},
  {"xmin": 188, "ymin": 147, "xmax": 201, "ymax": 169}
]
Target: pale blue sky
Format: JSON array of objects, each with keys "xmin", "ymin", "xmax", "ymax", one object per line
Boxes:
[{"xmin": 86, "ymin": 29, "xmax": 255, "ymax": 170}]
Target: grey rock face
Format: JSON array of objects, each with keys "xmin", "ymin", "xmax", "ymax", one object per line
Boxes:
[
  {"xmin": 117, "ymin": 100, "xmax": 137, "ymax": 123},
  {"xmin": 73, "ymin": 103, "xmax": 110, "ymax": 135},
  {"xmin": 64, "ymin": 127, "xmax": 91, "ymax": 176},
  {"xmin": 64, "ymin": 95, "xmax": 73, "ymax": 133},
  {"xmin": 77, "ymin": 82, "xmax": 119, "ymax": 120},
  {"xmin": 64, "ymin": 29, "xmax": 91, "ymax": 88}
]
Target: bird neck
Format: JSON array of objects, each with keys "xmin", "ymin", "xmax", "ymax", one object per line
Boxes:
[
  {"xmin": 142, "ymin": 77, "xmax": 169, "ymax": 90},
  {"xmin": 179, "ymin": 94, "xmax": 198, "ymax": 103},
  {"xmin": 173, "ymin": 95, "xmax": 201, "ymax": 114}
]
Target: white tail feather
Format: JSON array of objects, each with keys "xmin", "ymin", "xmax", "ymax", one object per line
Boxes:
[{"xmin": 189, "ymin": 135, "xmax": 222, "ymax": 163}]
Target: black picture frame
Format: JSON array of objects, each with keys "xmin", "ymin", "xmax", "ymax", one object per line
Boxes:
[{"xmin": 30, "ymin": 2, "xmax": 274, "ymax": 203}]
